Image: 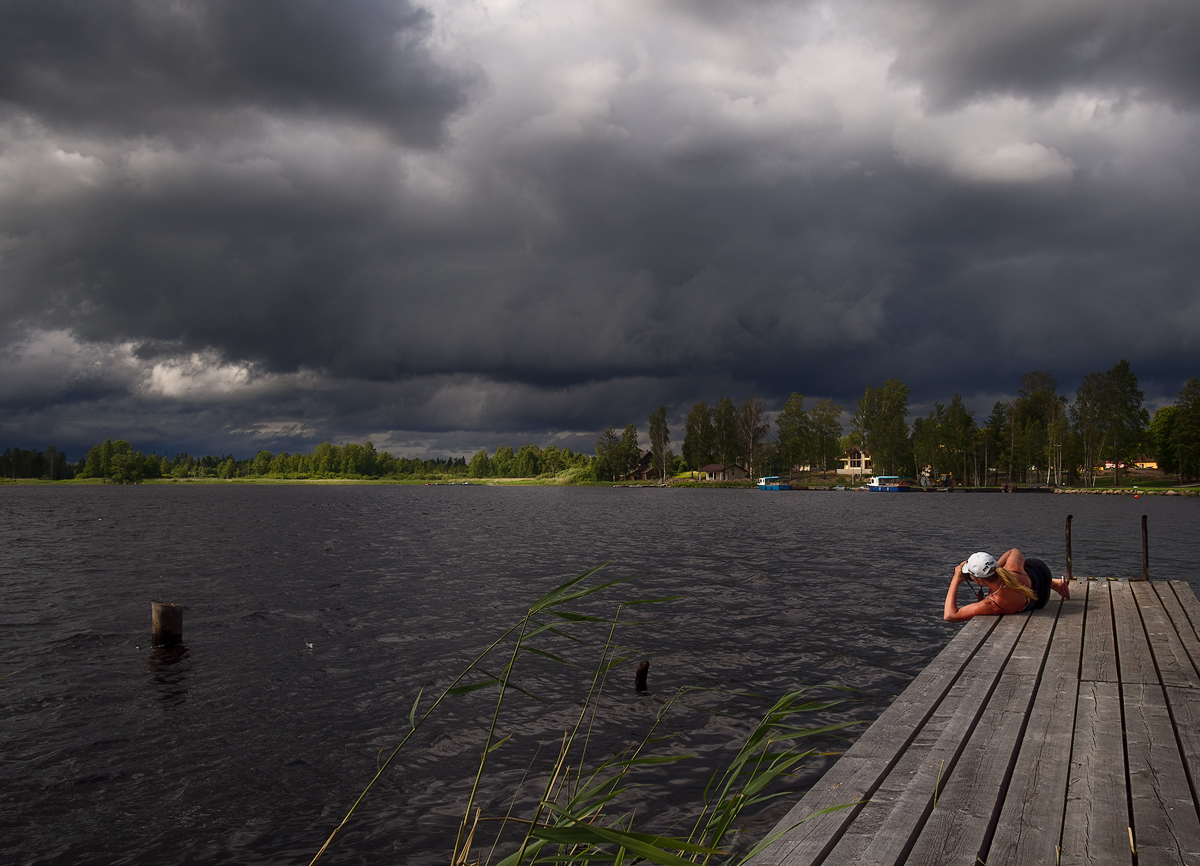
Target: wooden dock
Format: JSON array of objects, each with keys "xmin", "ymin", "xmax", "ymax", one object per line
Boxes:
[{"xmin": 750, "ymin": 580, "xmax": 1200, "ymax": 866}]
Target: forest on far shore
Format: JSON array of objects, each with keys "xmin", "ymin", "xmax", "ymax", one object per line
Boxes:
[{"xmin": 3, "ymin": 362, "xmax": 1199, "ymax": 486}]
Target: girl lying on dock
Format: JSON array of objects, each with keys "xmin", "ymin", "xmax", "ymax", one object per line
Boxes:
[{"xmin": 943, "ymin": 548, "xmax": 1071, "ymax": 622}]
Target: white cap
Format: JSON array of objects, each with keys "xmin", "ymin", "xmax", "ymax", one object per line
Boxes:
[{"xmin": 964, "ymin": 551, "xmax": 997, "ymax": 579}]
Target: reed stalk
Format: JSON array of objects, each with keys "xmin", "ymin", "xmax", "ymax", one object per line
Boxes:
[{"xmin": 310, "ymin": 564, "xmax": 861, "ymax": 866}]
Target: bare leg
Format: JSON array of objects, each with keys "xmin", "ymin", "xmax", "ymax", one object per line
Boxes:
[{"xmin": 1051, "ymin": 577, "xmax": 1070, "ymax": 600}]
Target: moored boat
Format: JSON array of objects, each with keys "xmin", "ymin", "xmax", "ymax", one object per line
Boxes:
[
  {"xmin": 867, "ymin": 475, "xmax": 910, "ymax": 491},
  {"xmin": 757, "ymin": 475, "xmax": 791, "ymax": 490}
]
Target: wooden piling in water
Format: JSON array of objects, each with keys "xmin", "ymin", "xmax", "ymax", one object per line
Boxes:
[
  {"xmin": 1142, "ymin": 514, "xmax": 1150, "ymax": 581},
  {"xmin": 1065, "ymin": 514, "xmax": 1073, "ymax": 581},
  {"xmin": 151, "ymin": 601, "xmax": 183, "ymax": 647},
  {"xmin": 636, "ymin": 660, "xmax": 649, "ymax": 693}
]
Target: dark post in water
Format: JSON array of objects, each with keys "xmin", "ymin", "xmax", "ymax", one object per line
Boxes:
[
  {"xmin": 152, "ymin": 601, "xmax": 184, "ymax": 648},
  {"xmin": 636, "ymin": 660, "xmax": 649, "ymax": 693},
  {"xmin": 1142, "ymin": 514, "xmax": 1149, "ymax": 581},
  {"xmin": 1065, "ymin": 514, "xmax": 1073, "ymax": 582}
]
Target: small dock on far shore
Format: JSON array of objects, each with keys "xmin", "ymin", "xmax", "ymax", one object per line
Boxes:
[{"xmin": 750, "ymin": 579, "xmax": 1200, "ymax": 866}]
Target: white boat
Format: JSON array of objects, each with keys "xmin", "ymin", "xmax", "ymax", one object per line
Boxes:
[
  {"xmin": 757, "ymin": 476, "xmax": 791, "ymax": 490},
  {"xmin": 867, "ymin": 475, "xmax": 910, "ymax": 492}
]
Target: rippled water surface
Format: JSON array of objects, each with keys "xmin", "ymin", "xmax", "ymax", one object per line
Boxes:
[{"xmin": 3, "ymin": 484, "xmax": 1197, "ymax": 865}]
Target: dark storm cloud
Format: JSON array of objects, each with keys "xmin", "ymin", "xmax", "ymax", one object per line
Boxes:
[
  {"xmin": 2, "ymin": 0, "xmax": 1199, "ymax": 456},
  {"xmin": 0, "ymin": 0, "xmax": 471, "ymax": 143},
  {"xmin": 879, "ymin": 0, "xmax": 1200, "ymax": 109}
]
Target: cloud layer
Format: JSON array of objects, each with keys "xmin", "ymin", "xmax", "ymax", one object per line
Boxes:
[{"xmin": 2, "ymin": 0, "xmax": 1198, "ymax": 457}]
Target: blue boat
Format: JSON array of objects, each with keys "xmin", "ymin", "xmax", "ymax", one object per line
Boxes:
[
  {"xmin": 757, "ymin": 476, "xmax": 791, "ymax": 490},
  {"xmin": 867, "ymin": 475, "xmax": 910, "ymax": 492}
]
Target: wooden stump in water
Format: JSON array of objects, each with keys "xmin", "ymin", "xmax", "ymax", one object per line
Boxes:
[
  {"xmin": 152, "ymin": 601, "xmax": 184, "ymax": 647},
  {"xmin": 636, "ymin": 659, "xmax": 649, "ymax": 693}
]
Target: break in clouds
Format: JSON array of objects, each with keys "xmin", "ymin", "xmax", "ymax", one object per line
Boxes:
[{"xmin": 2, "ymin": 0, "xmax": 1199, "ymax": 457}]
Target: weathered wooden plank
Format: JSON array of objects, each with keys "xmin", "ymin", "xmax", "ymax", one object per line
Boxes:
[
  {"xmin": 903, "ymin": 606, "xmax": 1057, "ymax": 866},
  {"xmin": 816, "ymin": 646, "xmax": 987, "ymax": 864},
  {"xmin": 1131, "ymin": 581, "xmax": 1200, "ymax": 689},
  {"xmin": 1060, "ymin": 680, "xmax": 1130, "ymax": 866},
  {"xmin": 1169, "ymin": 581, "xmax": 1200, "ymax": 641},
  {"xmin": 987, "ymin": 596, "xmax": 1085, "ymax": 864},
  {"xmin": 1111, "ymin": 581, "xmax": 1158, "ymax": 685},
  {"xmin": 1123, "ymin": 682, "xmax": 1200, "ymax": 865},
  {"xmin": 1162, "ymin": 685, "xmax": 1200, "ymax": 829},
  {"xmin": 1081, "ymin": 581, "xmax": 1118, "ymax": 683},
  {"xmin": 827, "ymin": 615, "xmax": 1030, "ymax": 866},
  {"xmin": 748, "ymin": 616, "xmax": 999, "ymax": 866},
  {"xmin": 1136, "ymin": 582, "xmax": 1200, "ymax": 690}
]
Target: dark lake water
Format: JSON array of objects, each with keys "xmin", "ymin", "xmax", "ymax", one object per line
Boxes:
[{"xmin": 2, "ymin": 484, "xmax": 1197, "ymax": 865}]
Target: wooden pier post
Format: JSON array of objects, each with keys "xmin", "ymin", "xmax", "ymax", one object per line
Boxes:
[
  {"xmin": 1065, "ymin": 514, "xmax": 1073, "ymax": 581},
  {"xmin": 1141, "ymin": 514, "xmax": 1149, "ymax": 581},
  {"xmin": 636, "ymin": 660, "xmax": 649, "ymax": 693},
  {"xmin": 152, "ymin": 601, "xmax": 184, "ymax": 648}
]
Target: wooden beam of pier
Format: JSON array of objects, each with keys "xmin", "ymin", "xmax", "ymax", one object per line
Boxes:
[{"xmin": 749, "ymin": 579, "xmax": 1200, "ymax": 866}]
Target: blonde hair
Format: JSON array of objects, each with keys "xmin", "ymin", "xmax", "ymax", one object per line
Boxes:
[{"xmin": 994, "ymin": 567, "xmax": 1037, "ymax": 602}]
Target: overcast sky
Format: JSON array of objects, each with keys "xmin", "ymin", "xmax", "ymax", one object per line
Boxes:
[{"xmin": 2, "ymin": 0, "xmax": 1198, "ymax": 459}]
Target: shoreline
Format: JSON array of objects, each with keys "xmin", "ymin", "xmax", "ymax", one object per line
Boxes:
[{"xmin": 2, "ymin": 476, "xmax": 1198, "ymax": 494}]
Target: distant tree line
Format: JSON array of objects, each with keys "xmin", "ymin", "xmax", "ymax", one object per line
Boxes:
[
  {"xmin": 669, "ymin": 395, "xmax": 844, "ymax": 482},
  {"xmin": 0, "ymin": 446, "xmax": 73, "ymax": 480},
  {"xmin": 0, "ymin": 440, "xmax": 470, "ymax": 483},
  {"xmin": 466, "ymin": 444, "xmax": 593, "ymax": 479},
  {"xmin": 5, "ymin": 363, "xmax": 1199, "ymax": 485},
  {"xmin": 859, "ymin": 363, "xmax": 1200, "ymax": 486},
  {"xmin": 0, "ymin": 438, "xmax": 596, "ymax": 483},
  {"xmin": 600, "ymin": 361, "xmax": 1200, "ymax": 487}
]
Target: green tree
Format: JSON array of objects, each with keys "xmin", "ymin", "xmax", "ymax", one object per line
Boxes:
[
  {"xmin": 43, "ymin": 445, "xmax": 59, "ymax": 480},
  {"xmin": 808, "ymin": 398, "xmax": 843, "ymax": 474},
  {"xmin": 735, "ymin": 396, "xmax": 770, "ymax": 480},
  {"xmin": 775, "ymin": 393, "xmax": 811, "ymax": 478},
  {"xmin": 1011, "ymin": 371, "xmax": 1060, "ymax": 483},
  {"xmin": 593, "ymin": 428, "xmax": 620, "ymax": 482},
  {"xmin": 469, "ymin": 449, "xmax": 491, "ymax": 478},
  {"xmin": 1071, "ymin": 371, "xmax": 1106, "ymax": 487},
  {"xmin": 1071, "ymin": 360, "xmax": 1149, "ymax": 487},
  {"xmin": 682, "ymin": 402, "xmax": 714, "ymax": 471},
  {"xmin": 491, "ymin": 446, "xmax": 515, "ymax": 478},
  {"xmin": 1170, "ymin": 378, "xmax": 1200, "ymax": 482},
  {"xmin": 911, "ymin": 406, "xmax": 942, "ymax": 481},
  {"xmin": 540, "ymin": 445, "xmax": 563, "ymax": 476},
  {"xmin": 1103, "ymin": 360, "xmax": 1149, "ymax": 486},
  {"xmin": 984, "ymin": 401, "xmax": 1009, "ymax": 485},
  {"xmin": 852, "ymin": 379, "xmax": 910, "ymax": 475},
  {"xmin": 713, "ymin": 398, "xmax": 738, "ymax": 470},
  {"xmin": 943, "ymin": 395, "xmax": 977, "ymax": 485},
  {"xmin": 648, "ymin": 405, "xmax": 670, "ymax": 483},
  {"xmin": 514, "ymin": 444, "xmax": 542, "ymax": 477},
  {"xmin": 108, "ymin": 440, "xmax": 141, "ymax": 483},
  {"xmin": 1150, "ymin": 405, "xmax": 1178, "ymax": 477},
  {"xmin": 617, "ymin": 424, "xmax": 641, "ymax": 479}
]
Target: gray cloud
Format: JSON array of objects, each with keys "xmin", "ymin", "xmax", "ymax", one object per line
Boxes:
[
  {"xmin": 1, "ymin": 0, "xmax": 1198, "ymax": 457},
  {"xmin": 879, "ymin": 0, "xmax": 1200, "ymax": 110},
  {"xmin": 0, "ymin": 0, "xmax": 472, "ymax": 142}
]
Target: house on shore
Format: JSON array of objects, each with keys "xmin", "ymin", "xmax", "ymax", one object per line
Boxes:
[
  {"xmin": 837, "ymin": 447, "xmax": 872, "ymax": 478},
  {"xmin": 697, "ymin": 463, "xmax": 749, "ymax": 482},
  {"xmin": 625, "ymin": 450, "xmax": 656, "ymax": 481}
]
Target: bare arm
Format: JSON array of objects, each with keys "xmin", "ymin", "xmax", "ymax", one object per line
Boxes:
[{"xmin": 944, "ymin": 561, "xmax": 994, "ymax": 622}]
